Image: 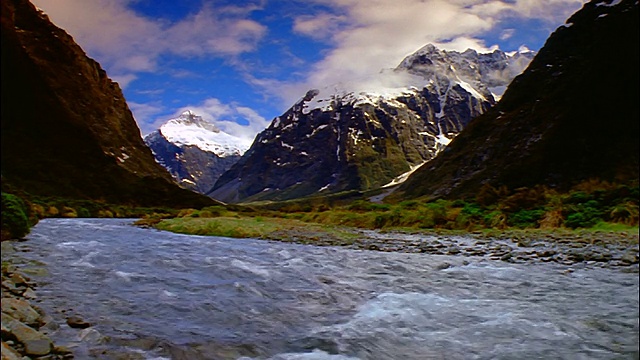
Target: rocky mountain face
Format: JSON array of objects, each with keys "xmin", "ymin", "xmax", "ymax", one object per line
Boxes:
[
  {"xmin": 390, "ymin": 0, "xmax": 639, "ymax": 201},
  {"xmin": 1, "ymin": 0, "xmax": 215, "ymax": 208},
  {"xmin": 144, "ymin": 111, "xmax": 249, "ymax": 194},
  {"xmin": 209, "ymin": 45, "xmax": 533, "ymax": 203}
]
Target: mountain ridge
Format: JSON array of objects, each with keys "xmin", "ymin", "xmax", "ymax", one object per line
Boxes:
[
  {"xmin": 389, "ymin": 0, "xmax": 639, "ymax": 201},
  {"xmin": 209, "ymin": 45, "xmax": 533, "ymax": 203}
]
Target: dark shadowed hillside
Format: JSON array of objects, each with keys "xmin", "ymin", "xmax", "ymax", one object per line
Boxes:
[
  {"xmin": 1, "ymin": 0, "xmax": 215, "ymax": 208},
  {"xmin": 390, "ymin": 0, "xmax": 639, "ymax": 201}
]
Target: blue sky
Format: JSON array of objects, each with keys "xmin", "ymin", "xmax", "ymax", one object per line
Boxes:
[{"xmin": 32, "ymin": 0, "xmax": 586, "ymax": 141}]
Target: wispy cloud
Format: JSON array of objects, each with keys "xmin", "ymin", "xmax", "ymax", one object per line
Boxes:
[
  {"xmin": 293, "ymin": 13, "xmax": 348, "ymax": 41},
  {"xmin": 127, "ymin": 101, "xmax": 166, "ymax": 135},
  {"xmin": 256, "ymin": 0, "xmax": 586, "ymax": 106},
  {"xmin": 32, "ymin": 0, "xmax": 266, "ymax": 78}
]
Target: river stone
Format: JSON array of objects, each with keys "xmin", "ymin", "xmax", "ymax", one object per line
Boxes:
[
  {"xmin": 77, "ymin": 327, "xmax": 106, "ymax": 344},
  {"xmin": 66, "ymin": 315, "xmax": 91, "ymax": 329},
  {"xmin": 1, "ymin": 313, "xmax": 52, "ymax": 355},
  {"xmin": 620, "ymin": 252, "xmax": 638, "ymax": 265},
  {"xmin": 22, "ymin": 288, "xmax": 37, "ymax": 300},
  {"xmin": 1, "ymin": 298, "xmax": 41, "ymax": 327},
  {"xmin": 2, "ymin": 278, "xmax": 21, "ymax": 295},
  {"xmin": 1, "ymin": 341, "xmax": 22, "ymax": 360},
  {"xmin": 24, "ymin": 338, "xmax": 53, "ymax": 356}
]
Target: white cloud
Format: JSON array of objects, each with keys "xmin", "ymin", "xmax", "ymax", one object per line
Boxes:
[
  {"xmin": 128, "ymin": 101, "xmax": 166, "ymax": 136},
  {"xmin": 31, "ymin": 0, "xmax": 266, "ymax": 76},
  {"xmin": 255, "ymin": 0, "xmax": 586, "ymax": 107},
  {"xmin": 500, "ymin": 28, "xmax": 516, "ymax": 41},
  {"xmin": 293, "ymin": 13, "xmax": 348, "ymax": 41},
  {"xmin": 110, "ymin": 73, "xmax": 138, "ymax": 89}
]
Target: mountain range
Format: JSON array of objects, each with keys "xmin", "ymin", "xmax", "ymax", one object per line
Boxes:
[
  {"xmin": 2, "ymin": 0, "xmax": 637, "ymax": 211},
  {"xmin": 208, "ymin": 46, "xmax": 534, "ymax": 203}
]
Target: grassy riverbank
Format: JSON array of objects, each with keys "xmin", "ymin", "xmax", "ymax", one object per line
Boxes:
[{"xmin": 137, "ymin": 211, "xmax": 639, "ymax": 248}]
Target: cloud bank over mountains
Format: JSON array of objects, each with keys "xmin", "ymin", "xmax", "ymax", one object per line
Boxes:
[{"xmin": 32, "ymin": 0, "xmax": 586, "ymax": 140}]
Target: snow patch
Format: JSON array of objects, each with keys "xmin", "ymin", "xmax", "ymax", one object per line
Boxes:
[{"xmin": 382, "ymin": 162, "xmax": 427, "ymax": 188}]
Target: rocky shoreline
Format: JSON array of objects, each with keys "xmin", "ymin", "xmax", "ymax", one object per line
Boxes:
[
  {"xmin": 265, "ymin": 228, "xmax": 640, "ymax": 271},
  {"xmin": 1, "ymin": 258, "xmax": 75, "ymax": 359},
  {"xmin": 0, "ymin": 238, "xmax": 100, "ymax": 359}
]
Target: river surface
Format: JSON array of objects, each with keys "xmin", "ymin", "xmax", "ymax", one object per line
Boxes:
[{"xmin": 7, "ymin": 218, "xmax": 639, "ymax": 359}]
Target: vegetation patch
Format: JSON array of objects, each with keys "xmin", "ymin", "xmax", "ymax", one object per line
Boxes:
[{"xmin": 1, "ymin": 192, "xmax": 32, "ymax": 240}]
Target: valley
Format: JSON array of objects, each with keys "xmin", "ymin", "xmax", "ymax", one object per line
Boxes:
[{"xmin": 1, "ymin": 0, "xmax": 638, "ymax": 359}]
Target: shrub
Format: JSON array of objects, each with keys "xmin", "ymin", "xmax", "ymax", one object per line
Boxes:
[
  {"xmin": 1, "ymin": 193, "xmax": 30, "ymax": 240},
  {"xmin": 77, "ymin": 207, "xmax": 91, "ymax": 218},
  {"xmin": 539, "ymin": 209, "xmax": 564, "ymax": 228},
  {"xmin": 501, "ymin": 186, "xmax": 547, "ymax": 212},
  {"xmin": 508, "ymin": 209, "xmax": 545, "ymax": 228},
  {"xmin": 609, "ymin": 201, "xmax": 639, "ymax": 225},
  {"xmin": 61, "ymin": 206, "xmax": 78, "ymax": 218},
  {"xmin": 564, "ymin": 205, "xmax": 603, "ymax": 228},
  {"xmin": 201, "ymin": 206, "xmax": 225, "ymax": 217},
  {"xmin": 178, "ymin": 208, "xmax": 197, "ymax": 217},
  {"xmin": 455, "ymin": 202, "xmax": 485, "ymax": 229},
  {"xmin": 483, "ymin": 210, "xmax": 507, "ymax": 229},
  {"xmin": 47, "ymin": 206, "xmax": 60, "ymax": 216}
]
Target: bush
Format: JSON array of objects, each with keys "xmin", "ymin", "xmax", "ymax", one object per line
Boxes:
[
  {"xmin": 483, "ymin": 210, "xmax": 507, "ymax": 229},
  {"xmin": 508, "ymin": 209, "xmax": 545, "ymax": 228},
  {"xmin": 77, "ymin": 207, "xmax": 91, "ymax": 218},
  {"xmin": 455, "ymin": 202, "xmax": 485, "ymax": 229},
  {"xmin": 1, "ymin": 193, "xmax": 31, "ymax": 240},
  {"xmin": 564, "ymin": 205, "xmax": 603, "ymax": 229},
  {"xmin": 421, "ymin": 200, "xmax": 449, "ymax": 227}
]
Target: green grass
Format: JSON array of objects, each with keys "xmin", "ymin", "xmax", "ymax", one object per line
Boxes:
[{"xmin": 153, "ymin": 216, "xmax": 361, "ymax": 245}]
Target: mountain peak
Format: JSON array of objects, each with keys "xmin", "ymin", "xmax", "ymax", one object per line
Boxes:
[
  {"xmin": 168, "ymin": 110, "xmax": 220, "ymax": 132},
  {"xmin": 154, "ymin": 111, "xmax": 250, "ymax": 157},
  {"xmin": 210, "ymin": 43, "xmax": 533, "ymax": 203}
]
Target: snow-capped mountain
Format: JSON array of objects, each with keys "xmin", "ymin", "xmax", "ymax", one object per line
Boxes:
[
  {"xmin": 209, "ymin": 45, "xmax": 534, "ymax": 203},
  {"xmin": 392, "ymin": 0, "xmax": 640, "ymax": 201},
  {"xmin": 144, "ymin": 111, "xmax": 250, "ymax": 194}
]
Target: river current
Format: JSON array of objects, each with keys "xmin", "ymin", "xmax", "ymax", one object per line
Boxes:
[{"xmin": 7, "ymin": 218, "xmax": 639, "ymax": 359}]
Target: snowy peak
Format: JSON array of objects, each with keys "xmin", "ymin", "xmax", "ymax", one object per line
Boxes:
[
  {"xmin": 281, "ymin": 45, "xmax": 534, "ymax": 119},
  {"xmin": 157, "ymin": 110, "xmax": 250, "ymax": 157},
  {"xmin": 165, "ymin": 110, "xmax": 221, "ymax": 134},
  {"xmin": 398, "ymin": 45, "xmax": 535, "ymax": 99}
]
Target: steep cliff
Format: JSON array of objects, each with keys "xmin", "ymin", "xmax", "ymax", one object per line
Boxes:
[{"xmin": 1, "ymin": 0, "xmax": 215, "ymax": 208}]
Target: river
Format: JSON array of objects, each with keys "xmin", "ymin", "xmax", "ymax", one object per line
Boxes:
[{"xmin": 6, "ymin": 218, "xmax": 639, "ymax": 359}]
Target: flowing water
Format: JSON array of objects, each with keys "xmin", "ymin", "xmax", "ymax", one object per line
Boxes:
[{"xmin": 6, "ymin": 218, "xmax": 639, "ymax": 359}]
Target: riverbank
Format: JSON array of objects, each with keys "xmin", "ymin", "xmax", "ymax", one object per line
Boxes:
[
  {"xmin": 146, "ymin": 217, "xmax": 639, "ymax": 270},
  {"xmin": 1, "ymin": 243, "xmax": 74, "ymax": 359}
]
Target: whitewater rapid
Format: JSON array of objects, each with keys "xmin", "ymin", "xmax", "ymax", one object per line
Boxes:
[{"xmin": 4, "ymin": 218, "xmax": 638, "ymax": 359}]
